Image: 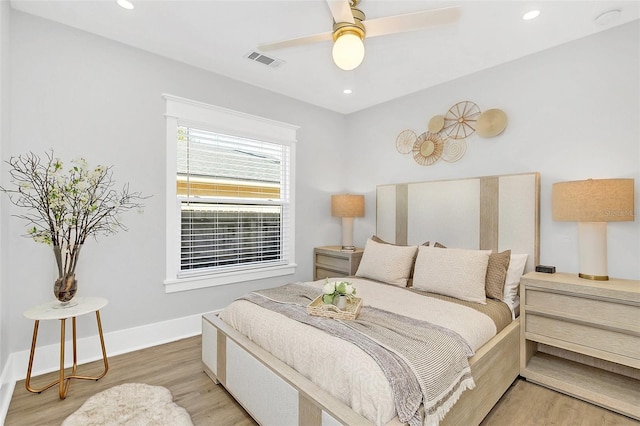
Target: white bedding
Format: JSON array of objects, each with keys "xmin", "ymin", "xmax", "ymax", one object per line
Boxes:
[{"xmin": 219, "ymin": 278, "xmax": 498, "ymax": 426}]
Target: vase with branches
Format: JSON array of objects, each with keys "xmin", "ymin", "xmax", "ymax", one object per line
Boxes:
[{"xmin": 1, "ymin": 151, "xmax": 147, "ymax": 304}]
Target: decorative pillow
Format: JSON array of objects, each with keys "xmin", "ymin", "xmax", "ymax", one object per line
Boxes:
[
  {"xmin": 372, "ymin": 235, "xmax": 429, "ymax": 247},
  {"xmin": 412, "ymin": 246, "xmax": 491, "ymax": 304},
  {"xmin": 485, "ymin": 250, "xmax": 511, "ymax": 300},
  {"xmin": 369, "ymin": 235, "xmax": 429, "ymax": 287},
  {"xmin": 355, "ymin": 238, "xmax": 418, "ymax": 287},
  {"xmin": 423, "ymin": 241, "xmax": 447, "ymax": 248},
  {"xmin": 503, "ymin": 253, "xmax": 528, "ymax": 306},
  {"xmin": 371, "ymin": 234, "xmax": 391, "ymax": 245}
]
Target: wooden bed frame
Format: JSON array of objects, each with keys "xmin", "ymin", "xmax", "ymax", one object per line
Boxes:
[{"xmin": 202, "ymin": 172, "xmax": 540, "ymax": 426}]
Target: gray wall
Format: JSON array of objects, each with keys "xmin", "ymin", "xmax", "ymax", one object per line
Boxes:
[
  {"xmin": 1, "ymin": 9, "xmax": 639, "ymax": 360},
  {"xmin": 0, "ymin": 0, "xmax": 11, "ymax": 375},
  {"xmin": 4, "ymin": 10, "xmax": 347, "ymax": 352},
  {"xmin": 345, "ymin": 21, "xmax": 640, "ymax": 281}
]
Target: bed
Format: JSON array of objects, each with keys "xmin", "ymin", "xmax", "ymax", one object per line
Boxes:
[{"xmin": 202, "ymin": 172, "xmax": 540, "ymax": 426}]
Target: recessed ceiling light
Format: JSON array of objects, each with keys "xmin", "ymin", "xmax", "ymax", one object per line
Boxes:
[
  {"xmin": 594, "ymin": 9, "xmax": 622, "ymax": 26},
  {"xmin": 343, "ymin": 89, "xmax": 353, "ymax": 95},
  {"xmin": 522, "ymin": 10, "xmax": 540, "ymax": 20},
  {"xmin": 117, "ymin": 0, "xmax": 134, "ymax": 10}
]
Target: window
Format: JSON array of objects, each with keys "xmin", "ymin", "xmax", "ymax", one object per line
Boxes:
[{"xmin": 164, "ymin": 95, "xmax": 297, "ymax": 292}]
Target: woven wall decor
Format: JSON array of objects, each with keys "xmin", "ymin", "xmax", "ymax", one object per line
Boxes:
[
  {"xmin": 443, "ymin": 101, "xmax": 481, "ymax": 139},
  {"xmin": 476, "ymin": 109, "xmax": 508, "ymax": 137},
  {"xmin": 395, "ymin": 129, "xmax": 417, "ymax": 154},
  {"xmin": 441, "ymin": 138, "xmax": 467, "ymax": 163},
  {"xmin": 427, "ymin": 115, "xmax": 445, "ymax": 133},
  {"xmin": 412, "ymin": 132, "xmax": 444, "ymax": 166},
  {"xmin": 394, "ymin": 101, "xmax": 507, "ymax": 166}
]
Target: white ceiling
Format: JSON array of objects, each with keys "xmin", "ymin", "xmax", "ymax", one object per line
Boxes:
[{"xmin": 10, "ymin": 0, "xmax": 640, "ymax": 114}]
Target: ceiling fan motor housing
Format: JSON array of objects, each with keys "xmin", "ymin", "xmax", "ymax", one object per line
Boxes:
[{"xmin": 332, "ymin": 6, "xmax": 366, "ymax": 41}]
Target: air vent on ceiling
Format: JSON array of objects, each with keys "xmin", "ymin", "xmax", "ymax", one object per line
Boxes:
[{"xmin": 245, "ymin": 51, "xmax": 285, "ymax": 69}]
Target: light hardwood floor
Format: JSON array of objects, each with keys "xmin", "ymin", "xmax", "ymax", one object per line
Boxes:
[{"xmin": 5, "ymin": 336, "xmax": 638, "ymax": 425}]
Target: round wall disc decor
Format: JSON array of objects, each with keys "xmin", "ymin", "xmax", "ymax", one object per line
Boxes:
[
  {"xmin": 476, "ymin": 109, "xmax": 507, "ymax": 137},
  {"xmin": 395, "ymin": 129, "xmax": 417, "ymax": 154},
  {"xmin": 412, "ymin": 132, "xmax": 444, "ymax": 166},
  {"xmin": 441, "ymin": 138, "xmax": 467, "ymax": 163},
  {"xmin": 443, "ymin": 101, "xmax": 481, "ymax": 139},
  {"xmin": 428, "ymin": 115, "xmax": 445, "ymax": 133}
]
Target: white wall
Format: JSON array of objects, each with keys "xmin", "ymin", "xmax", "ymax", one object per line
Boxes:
[
  {"xmin": 0, "ymin": 0, "xmax": 12, "ymax": 417},
  {"xmin": 4, "ymin": 10, "xmax": 348, "ymax": 354},
  {"xmin": 3, "ymin": 7, "xmax": 639, "ymax": 370},
  {"xmin": 0, "ymin": 0, "xmax": 11, "ymax": 376},
  {"xmin": 346, "ymin": 21, "xmax": 640, "ymax": 281}
]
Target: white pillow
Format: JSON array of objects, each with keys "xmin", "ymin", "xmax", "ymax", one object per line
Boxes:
[
  {"xmin": 355, "ymin": 238, "xmax": 417, "ymax": 287},
  {"xmin": 503, "ymin": 253, "xmax": 528, "ymax": 306},
  {"xmin": 412, "ymin": 246, "xmax": 491, "ymax": 304}
]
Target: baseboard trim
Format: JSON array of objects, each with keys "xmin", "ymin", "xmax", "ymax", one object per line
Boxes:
[
  {"xmin": 0, "ymin": 363, "xmax": 16, "ymax": 426},
  {"xmin": 0, "ymin": 309, "xmax": 221, "ymax": 423}
]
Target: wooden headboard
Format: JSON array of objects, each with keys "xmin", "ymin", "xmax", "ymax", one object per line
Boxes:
[{"xmin": 376, "ymin": 172, "xmax": 540, "ymax": 273}]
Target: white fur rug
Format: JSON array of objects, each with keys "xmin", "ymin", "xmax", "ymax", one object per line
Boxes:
[{"xmin": 62, "ymin": 383, "xmax": 194, "ymax": 426}]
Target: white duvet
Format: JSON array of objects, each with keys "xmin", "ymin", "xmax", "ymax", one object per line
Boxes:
[{"xmin": 219, "ymin": 278, "xmax": 497, "ymax": 426}]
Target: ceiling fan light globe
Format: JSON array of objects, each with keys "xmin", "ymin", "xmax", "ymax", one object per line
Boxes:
[{"xmin": 332, "ymin": 32, "xmax": 365, "ymax": 71}]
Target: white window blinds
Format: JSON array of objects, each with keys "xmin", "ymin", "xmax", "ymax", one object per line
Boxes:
[{"xmin": 177, "ymin": 126, "xmax": 291, "ymax": 276}]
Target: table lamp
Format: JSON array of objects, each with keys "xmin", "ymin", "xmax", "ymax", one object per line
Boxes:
[
  {"xmin": 552, "ymin": 178, "xmax": 634, "ymax": 280},
  {"xmin": 331, "ymin": 194, "xmax": 365, "ymax": 251}
]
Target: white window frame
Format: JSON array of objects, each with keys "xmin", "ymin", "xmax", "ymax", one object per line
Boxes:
[{"xmin": 163, "ymin": 94, "xmax": 297, "ymax": 293}]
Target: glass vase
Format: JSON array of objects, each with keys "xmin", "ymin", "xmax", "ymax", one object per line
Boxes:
[
  {"xmin": 54, "ymin": 274, "xmax": 77, "ymax": 304},
  {"xmin": 53, "ymin": 245, "xmax": 80, "ymax": 304}
]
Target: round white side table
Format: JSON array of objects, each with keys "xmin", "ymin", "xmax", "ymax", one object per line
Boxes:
[{"xmin": 23, "ymin": 297, "xmax": 109, "ymax": 399}]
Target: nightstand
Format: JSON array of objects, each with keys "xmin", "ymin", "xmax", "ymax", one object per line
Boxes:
[
  {"xmin": 520, "ymin": 272, "xmax": 640, "ymax": 420},
  {"xmin": 313, "ymin": 246, "xmax": 363, "ymax": 280}
]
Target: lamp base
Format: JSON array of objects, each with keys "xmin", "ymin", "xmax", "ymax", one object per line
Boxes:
[
  {"xmin": 577, "ymin": 222, "xmax": 609, "ymax": 281},
  {"xmin": 578, "ymin": 273, "xmax": 609, "ymax": 281},
  {"xmin": 341, "ymin": 217, "xmax": 355, "ymax": 252}
]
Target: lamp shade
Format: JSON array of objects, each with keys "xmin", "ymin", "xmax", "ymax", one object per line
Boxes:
[
  {"xmin": 552, "ymin": 178, "xmax": 634, "ymax": 222},
  {"xmin": 331, "ymin": 194, "xmax": 364, "ymax": 218}
]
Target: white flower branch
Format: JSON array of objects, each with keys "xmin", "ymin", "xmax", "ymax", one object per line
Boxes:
[{"xmin": 1, "ymin": 150, "xmax": 149, "ymax": 279}]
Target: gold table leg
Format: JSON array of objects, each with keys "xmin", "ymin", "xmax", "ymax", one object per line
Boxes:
[
  {"xmin": 25, "ymin": 310, "xmax": 109, "ymax": 399},
  {"xmin": 25, "ymin": 320, "xmax": 59, "ymax": 394},
  {"xmin": 67, "ymin": 311, "xmax": 109, "ymax": 381},
  {"xmin": 59, "ymin": 318, "xmax": 69, "ymax": 398}
]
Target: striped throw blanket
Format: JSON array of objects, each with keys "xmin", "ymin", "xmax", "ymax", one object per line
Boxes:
[{"xmin": 240, "ymin": 283, "xmax": 475, "ymax": 426}]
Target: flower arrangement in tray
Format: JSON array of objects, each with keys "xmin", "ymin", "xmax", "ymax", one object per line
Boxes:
[
  {"xmin": 322, "ymin": 279, "xmax": 356, "ymax": 305},
  {"xmin": 307, "ymin": 279, "xmax": 362, "ymax": 320}
]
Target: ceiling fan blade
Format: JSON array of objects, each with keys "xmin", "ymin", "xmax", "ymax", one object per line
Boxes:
[
  {"xmin": 257, "ymin": 31, "xmax": 333, "ymax": 52},
  {"xmin": 326, "ymin": 0, "xmax": 354, "ymax": 24},
  {"xmin": 364, "ymin": 6, "xmax": 461, "ymax": 38}
]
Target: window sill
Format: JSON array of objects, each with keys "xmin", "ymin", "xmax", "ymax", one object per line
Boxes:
[{"xmin": 164, "ymin": 263, "xmax": 297, "ymax": 293}]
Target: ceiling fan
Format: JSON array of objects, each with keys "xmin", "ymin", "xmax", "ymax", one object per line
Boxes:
[{"xmin": 257, "ymin": 0, "xmax": 461, "ymax": 71}]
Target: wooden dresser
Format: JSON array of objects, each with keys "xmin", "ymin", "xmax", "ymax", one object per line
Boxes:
[
  {"xmin": 313, "ymin": 246, "xmax": 363, "ymax": 280},
  {"xmin": 520, "ymin": 272, "xmax": 640, "ymax": 420}
]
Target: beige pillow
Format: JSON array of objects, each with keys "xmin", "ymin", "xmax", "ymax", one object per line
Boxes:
[
  {"xmin": 412, "ymin": 246, "xmax": 490, "ymax": 304},
  {"xmin": 355, "ymin": 238, "xmax": 418, "ymax": 287},
  {"xmin": 485, "ymin": 250, "xmax": 511, "ymax": 300},
  {"xmin": 371, "ymin": 235, "xmax": 429, "ymax": 247},
  {"xmin": 371, "ymin": 235, "xmax": 389, "ymax": 244},
  {"xmin": 503, "ymin": 253, "xmax": 529, "ymax": 306},
  {"xmin": 370, "ymin": 235, "xmax": 427, "ymax": 286}
]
